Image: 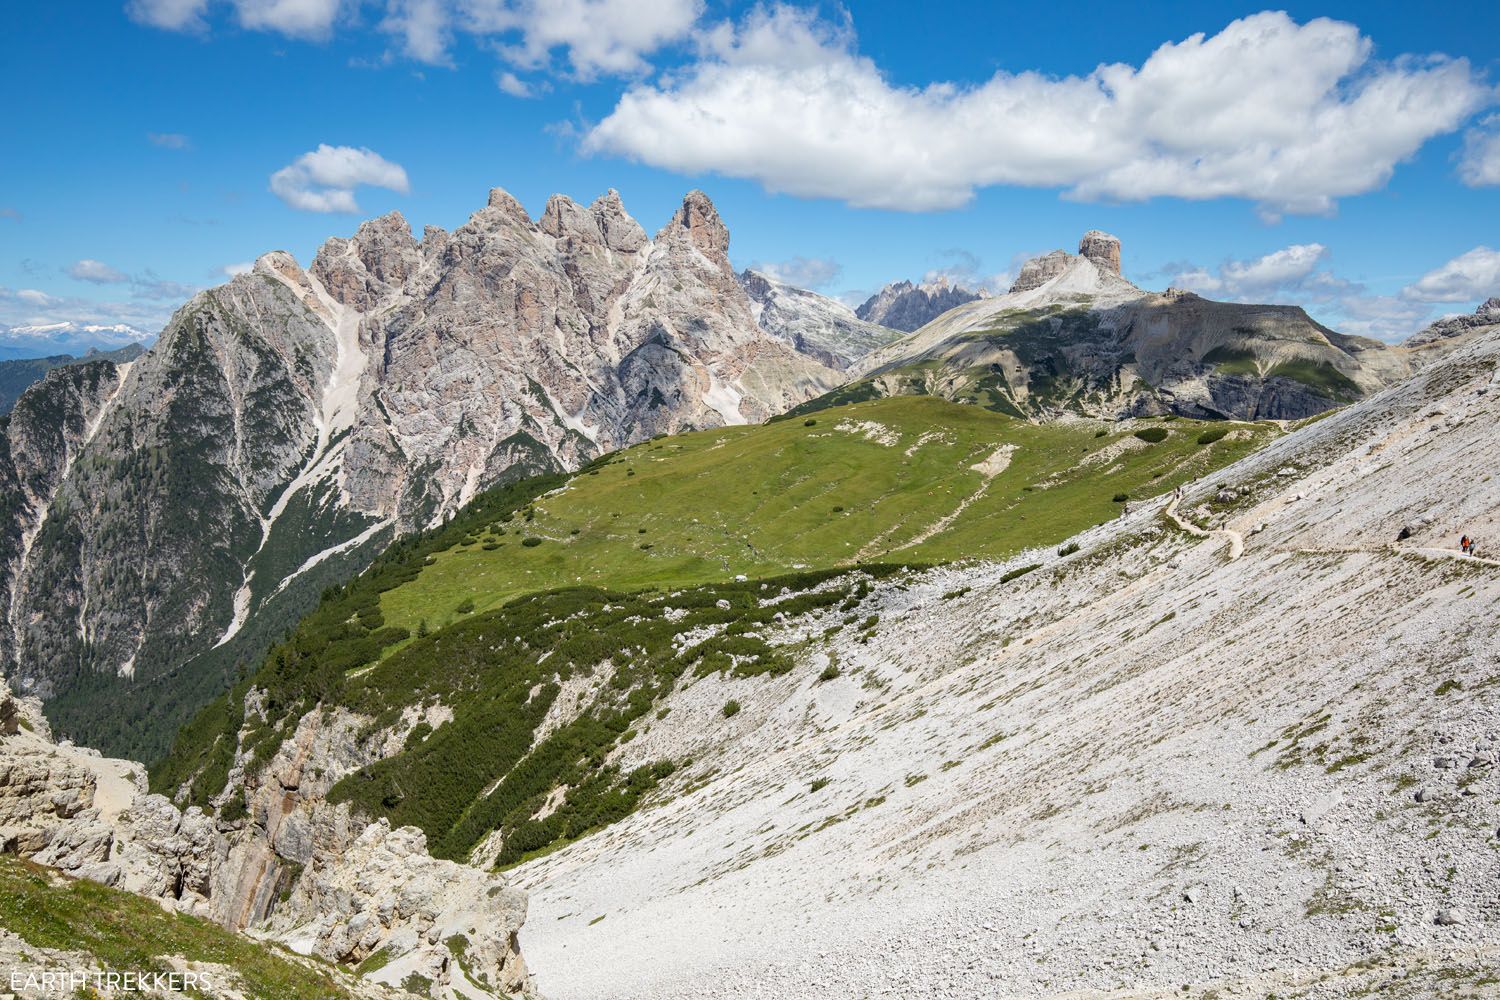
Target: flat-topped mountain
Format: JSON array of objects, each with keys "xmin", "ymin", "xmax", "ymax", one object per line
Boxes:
[
  {"xmin": 0, "ymin": 187, "xmax": 859, "ymax": 759},
  {"xmin": 809, "ymin": 231, "xmax": 1409, "ymax": 422}
]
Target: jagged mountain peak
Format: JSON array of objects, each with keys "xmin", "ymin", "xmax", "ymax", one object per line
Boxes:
[
  {"xmin": 856, "ymin": 277, "xmax": 983, "ymax": 332},
  {"xmin": 539, "ymin": 192, "xmax": 602, "ymax": 243}
]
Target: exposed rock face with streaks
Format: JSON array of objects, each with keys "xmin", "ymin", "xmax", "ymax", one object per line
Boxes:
[
  {"xmin": 739, "ymin": 268, "xmax": 904, "ymax": 368},
  {"xmin": 0, "ymin": 187, "xmax": 847, "ymax": 759},
  {"xmin": 0, "ymin": 675, "xmax": 530, "ymax": 999}
]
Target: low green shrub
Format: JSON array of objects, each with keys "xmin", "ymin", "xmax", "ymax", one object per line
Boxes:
[
  {"xmin": 1196, "ymin": 427, "xmax": 1229, "ymax": 445},
  {"xmin": 1134, "ymin": 427, "xmax": 1169, "ymax": 443},
  {"xmin": 1000, "ymin": 563, "xmax": 1040, "ymax": 583}
]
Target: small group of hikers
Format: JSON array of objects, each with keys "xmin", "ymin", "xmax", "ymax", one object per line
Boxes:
[{"xmin": 1460, "ymin": 534, "xmax": 1482, "ymax": 558}]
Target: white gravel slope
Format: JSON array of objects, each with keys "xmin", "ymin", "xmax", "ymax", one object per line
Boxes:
[{"xmin": 515, "ymin": 332, "xmax": 1500, "ymax": 999}]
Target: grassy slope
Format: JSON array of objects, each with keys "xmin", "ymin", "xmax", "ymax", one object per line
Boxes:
[
  {"xmin": 155, "ymin": 395, "xmax": 1276, "ymax": 868},
  {"xmin": 0, "ymin": 856, "xmax": 361, "ymax": 1000},
  {"xmin": 380, "ymin": 396, "xmax": 1275, "ymax": 637}
]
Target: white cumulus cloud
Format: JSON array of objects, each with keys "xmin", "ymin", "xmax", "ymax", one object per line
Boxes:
[
  {"xmin": 382, "ymin": 0, "xmax": 452, "ymax": 64},
  {"xmin": 452, "ymin": 0, "xmax": 701, "ymax": 78},
  {"xmin": 1459, "ymin": 115, "xmax": 1500, "ymax": 187},
  {"xmin": 586, "ymin": 7, "xmax": 1491, "ymax": 216},
  {"xmin": 269, "ymin": 144, "xmax": 411, "ymax": 213},
  {"xmin": 231, "ymin": 0, "xmax": 345, "ymax": 39},
  {"xmin": 222, "ymin": 262, "xmax": 255, "ymax": 277},
  {"xmin": 1402, "ymin": 247, "xmax": 1500, "ymax": 303},
  {"xmin": 68, "ymin": 259, "xmax": 130, "ymax": 284}
]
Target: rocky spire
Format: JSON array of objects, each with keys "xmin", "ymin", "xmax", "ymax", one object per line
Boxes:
[
  {"xmin": 589, "ymin": 189, "xmax": 647, "ymax": 254},
  {"xmin": 482, "ymin": 187, "xmax": 535, "ymax": 229},
  {"xmin": 539, "ymin": 193, "xmax": 603, "ymax": 244},
  {"xmin": 661, "ymin": 190, "xmax": 730, "ymax": 262},
  {"xmin": 1079, "ymin": 230, "xmax": 1121, "ymax": 275}
]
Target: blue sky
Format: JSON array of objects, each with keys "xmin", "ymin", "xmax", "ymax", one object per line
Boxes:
[{"xmin": 3, "ymin": 1, "xmax": 1499, "ymax": 345}]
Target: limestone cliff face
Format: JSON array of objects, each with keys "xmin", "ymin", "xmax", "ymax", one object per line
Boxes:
[
  {"xmin": 0, "ymin": 677, "xmax": 530, "ymax": 998},
  {"xmin": 0, "ymin": 187, "xmax": 846, "ymax": 759}
]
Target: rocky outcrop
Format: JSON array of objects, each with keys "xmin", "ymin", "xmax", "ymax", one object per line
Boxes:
[
  {"xmin": 856, "ymin": 278, "xmax": 982, "ymax": 332},
  {"xmin": 0, "ymin": 186, "xmax": 848, "ymax": 761},
  {"xmin": 1404, "ymin": 297, "xmax": 1500, "ymax": 362},
  {"xmin": 0, "ymin": 674, "xmax": 530, "ymax": 998},
  {"xmin": 1009, "ymin": 250, "xmax": 1074, "ymax": 293},
  {"xmin": 739, "ymin": 269, "xmax": 903, "ymax": 369}
]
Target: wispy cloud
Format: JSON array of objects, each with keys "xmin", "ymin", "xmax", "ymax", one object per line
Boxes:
[
  {"xmin": 1164, "ymin": 242, "xmax": 1500, "ymax": 341},
  {"xmin": 148, "ymin": 131, "xmax": 192, "ymax": 150},
  {"xmin": 134, "ymin": 0, "xmax": 703, "ymax": 82},
  {"xmin": 67, "ymin": 259, "xmax": 130, "ymax": 284},
  {"xmin": 745, "ymin": 255, "xmax": 842, "ymax": 289},
  {"xmin": 1458, "ymin": 115, "xmax": 1500, "ymax": 187}
]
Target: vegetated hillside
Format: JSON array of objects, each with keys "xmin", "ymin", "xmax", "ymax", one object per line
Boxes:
[
  {"xmin": 0, "ymin": 343, "xmax": 145, "ymax": 413},
  {"xmin": 821, "ymin": 234, "xmax": 1407, "ymax": 423},
  {"xmin": 509, "ymin": 330, "xmax": 1500, "ymax": 999},
  {"xmin": 152, "ymin": 395, "xmax": 1274, "ymax": 873},
  {"xmin": 0, "ymin": 856, "xmax": 390, "ymax": 1000}
]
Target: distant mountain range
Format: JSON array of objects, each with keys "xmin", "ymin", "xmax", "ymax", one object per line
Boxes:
[
  {"xmin": 738, "ymin": 268, "xmax": 903, "ymax": 367},
  {"xmin": 0, "ymin": 322, "xmax": 150, "ymax": 361}
]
